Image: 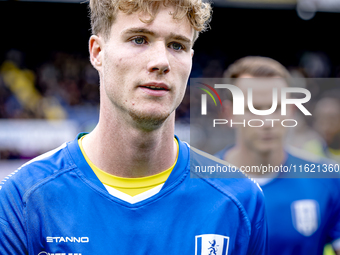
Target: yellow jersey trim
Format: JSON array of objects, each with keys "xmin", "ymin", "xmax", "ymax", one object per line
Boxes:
[{"xmin": 78, "ymin": 136, "xmax": 178, "ymax": 197}]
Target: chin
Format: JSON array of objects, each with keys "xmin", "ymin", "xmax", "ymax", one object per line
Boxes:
[
  {"xmin": 128, "ymin": 108, "xmax": 172, "ymax": 131},
  {"xmin": 256, "ymin": 144, "xmax": 278, "ymax": 154}
]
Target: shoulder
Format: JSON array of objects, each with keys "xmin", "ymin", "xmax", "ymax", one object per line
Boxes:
[
  {"xmin": 0, "ymin": 140, "xmax": 77, "ymax": 203},
  {"xmin": 286, "ymin": 146, "xmax": 331, "ymax": 165},
  {"xmin": 187, "ymin": 144, "xmax": 265, "ymax": 229},
  {"xmin": 285, "ymin": 146, "xmax": 340, "ymax": 179},
  {"xmin": 283, "ymin": 147, "xmax": 340, "ymax": 194},
  {"xmin": 213, "ymin": 145, "xmax": 231, "ymax": 160},
  {"xmin": 190, "ymin": 145, "xmax": 263, "ymax": 193}
]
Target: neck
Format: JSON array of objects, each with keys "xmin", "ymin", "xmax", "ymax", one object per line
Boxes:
[
  {"xmin": 224, "ymin": 143, "xmax": 286, "ymax": 177},
  {"xmin": 82, "ymin": 110, "xmax": 177, "ymax": 178}
]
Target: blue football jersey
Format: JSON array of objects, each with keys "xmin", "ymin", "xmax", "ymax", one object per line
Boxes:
[
  {"xmin": 0, "ymin": 134, "xmax": 267, "ymax": 255},
  {"xmin": 215, "ymin": 146, "xmax": 340, "ymax": 255}
]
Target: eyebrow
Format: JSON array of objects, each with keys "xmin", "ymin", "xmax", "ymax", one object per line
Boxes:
[
  {"xmin": 122, "ymin": 27, "xmax": 155, "ymax": 36},
  {"xmin": 122, "ymin": 27, "xmax": 192, "ymax": 45},
  {"xmin": 170, "ymin": 33, "xmax": 192, "ymax": 45}
]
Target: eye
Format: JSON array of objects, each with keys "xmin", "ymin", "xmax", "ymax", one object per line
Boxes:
[
  {"xmin": 169, "ymin": 42, "xmax": 185, "ymax": 51},
  {"xmin": 131, "ymin": 36, "xmax": 147, "ymax": 45}
]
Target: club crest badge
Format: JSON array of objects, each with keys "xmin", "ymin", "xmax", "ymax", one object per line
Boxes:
[
  {"xmin": 291, "ymin": 199, "xmax": 320, "ymax": 236},
  {"xmin": 195, "ymin": 234, "xmax": 229, "ymax": 255}
]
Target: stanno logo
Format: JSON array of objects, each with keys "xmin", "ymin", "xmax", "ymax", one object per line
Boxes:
[
  {"xmin": 46, "ymin": 237, "xmax": 89, "ymax": 243},
  {"xmin": 38, "ymin": 252, "xmax": 82, "ymax": 255}
]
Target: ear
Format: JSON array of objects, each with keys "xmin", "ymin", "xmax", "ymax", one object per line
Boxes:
[
  {"xmin": 191, "ymin": 49, "xmax": 194, "ymax": 58},
  {"xmin": 89, "ymin": 35, "xmax": 104, "ymax": 72}
]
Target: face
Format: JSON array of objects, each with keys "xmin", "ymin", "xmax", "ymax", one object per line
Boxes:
[
  {"xmin": 89, "ymin": 6, "xmax": 194, "ymax": 129},
  {"xmin": 234, "ymin": 75, "xmax": 291, "ymax": 154}
]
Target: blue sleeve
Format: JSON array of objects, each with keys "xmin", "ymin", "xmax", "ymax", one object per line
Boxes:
[
  {"xmin": 247, "ymin": 216, "xmax": 268, "ymax": 255},
  {"xmin": 0, "ymin": 177, "xmax": 28, "ymax": 254},
  {"xmin": 247, "ymin": 186, "xmax": 268, "ymax": 255},
  {"xmin": 328, "ymin": 178, "xmax": 340, "ymax": 252}
]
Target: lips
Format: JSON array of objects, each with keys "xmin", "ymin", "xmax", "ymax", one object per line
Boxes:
[
  {"xmin": 138, "ymin": 82, "xmax": 170, "ymax": 96},
  {"xmin": 143, "ymin": 85, "xmax": 166, "ymax": 90},
  {"xmin": 139, "ymin": 82, "xmax": 170, "ymax": 91}
]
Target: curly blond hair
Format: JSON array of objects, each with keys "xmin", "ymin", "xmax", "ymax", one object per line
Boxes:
[{"xmin": 89, "ymin": 0, "xmax": 212, "ymax": 41}]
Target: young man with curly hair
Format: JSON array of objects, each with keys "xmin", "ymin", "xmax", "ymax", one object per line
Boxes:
[{"xmin": 0, "ymin": 1, "xmax": 267, "ymax": 254}]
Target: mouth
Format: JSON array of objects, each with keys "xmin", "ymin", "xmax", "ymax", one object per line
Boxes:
[
  {"xmin": 138, "ymin": 82, "xmax": 170, "ymax": 96},
  {"xmin": 260, "ymin": 134, "xmax": 276, "ymax": 141},
  {"xmin": 139, "ymin": 83, "xmax": 170, "ymax": 91},
  {"xmin": 143, "ymin": 86, "xmax": 167, "ymax": 90}
]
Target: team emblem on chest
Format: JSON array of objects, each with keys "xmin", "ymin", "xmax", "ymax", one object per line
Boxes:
[
  {"xmin": 195, "ymin": 234, "xmax": 229, "ymax": 255},
  {"xmin": 291, "ymin": 199, "xmax": 320, "ymax": 236}
]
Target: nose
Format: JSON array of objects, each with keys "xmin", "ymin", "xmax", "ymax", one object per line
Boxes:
[{"xmin": 147, "ymin": 42, "xmax": 171, "ymax": 75}]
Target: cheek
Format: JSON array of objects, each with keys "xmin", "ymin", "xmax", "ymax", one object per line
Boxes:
[
  {"xmin": 173, "ymin": 54, "xmax": 192, "ymax": 78},
  {"xmin": 172, "ymin": 57, "xmax": 191, "ymax": 94},
  {"xmin": 103, "ymin": 53, "xmax": 135, "ymax": 91},
  {"xmin": 104, "ymin": 46, "xmax": 134, "ymax": 72},
  {"xmin": 182, "ymin": 58, "xmax": 193, "ymax": 78}
]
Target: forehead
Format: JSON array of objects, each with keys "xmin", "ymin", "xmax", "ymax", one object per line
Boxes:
[
  {"xmin": 109, "ymin": 5, "xmax": 194, "ymax": 42},
  {"xmin": 236, "ymin": 75, "xmax": 288, "ymax": 104}
]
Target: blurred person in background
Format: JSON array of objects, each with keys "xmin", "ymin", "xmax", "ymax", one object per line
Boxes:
[
  {"xmin": 313, "ymin": 95, "xmax": 340, "ymax": 162},
  {"xmin": 0, "ymin": 1, "xmax": 267, "ymax": 254},
  {"xmin": 289, "ymin": 93, "xmax": 340, "ymax": 164},
  {"xmin": 215, "ymin": 56, "xmax": 340, "ymax": 255}
]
